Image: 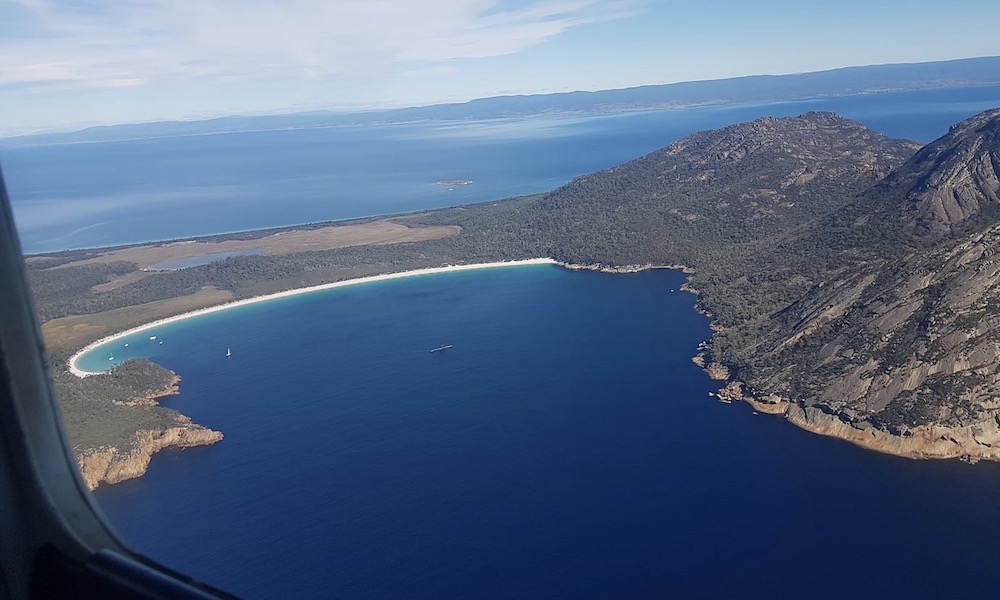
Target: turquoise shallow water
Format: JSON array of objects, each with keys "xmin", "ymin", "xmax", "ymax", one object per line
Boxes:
[{"xmin": 90, "ymin": 265, "xmax": 1000, "ymax": 599}]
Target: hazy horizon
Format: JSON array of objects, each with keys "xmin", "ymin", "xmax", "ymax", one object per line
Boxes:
[
  {"xmin": 5, "ymin": 0, "xmax": 1000, "ymax": 136},
  {"xmin": 4, "ymin": 55, "xmax": 999, "ymax": 140}
]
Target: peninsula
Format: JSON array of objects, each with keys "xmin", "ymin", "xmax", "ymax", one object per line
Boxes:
[{"xmin": 28, "ymin": 108, "xmax": 1000, "ymax": 489}]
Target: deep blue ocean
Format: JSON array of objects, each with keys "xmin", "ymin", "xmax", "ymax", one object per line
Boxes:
[
  {"xmin": 4, "ymin": 85, "xmax": 1000, "ymax": 253},
  {"xmin": 86, "ymin": 266, "xmax": 1000, "ymax": 598},
  {"xmin": 19, "ymin": 87, "xmax": 1000, "ymax": 598}
]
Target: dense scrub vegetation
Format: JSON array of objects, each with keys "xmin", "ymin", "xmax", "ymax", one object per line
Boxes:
[{"xmin": 53, "ymin": 359, "xmax": 181, "ymax": 451}]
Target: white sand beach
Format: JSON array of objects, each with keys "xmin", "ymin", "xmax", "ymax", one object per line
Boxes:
[{"xmin": 68, "ymin": 258, "xmax": 558, "ymax": 377}]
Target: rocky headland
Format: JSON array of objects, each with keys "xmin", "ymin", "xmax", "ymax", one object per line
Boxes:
[{"xmin": 78, "ymin": 420, "xmax": 223, "ymax": 491}]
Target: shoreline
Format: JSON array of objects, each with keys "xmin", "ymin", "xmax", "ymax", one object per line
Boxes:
[
  {"xmin": 69, "ymin": 258, "xmax": 559, "ymax": 377},
  {"xmin": 698, "ymin": 364, "xmax": 1000, "ymax": 463},
  {"xmin": 77, "ymin": 375, "xmax": 224, "ymax": 491},
  {"xmin": 684, "ymin": 281, "xmax": 1000, "ymax": 464},
  {"xmin": 66, "ymin": 255, "xmax": 996, "ymax": 484},
  {"xmin": 66, "ymin": 258, "xmax": 679, "ymax": 489}
]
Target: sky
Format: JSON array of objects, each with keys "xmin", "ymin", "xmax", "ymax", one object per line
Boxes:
[{"xmin": 3, "ymin": 0, "xmax": 1000, "ymax": 135}]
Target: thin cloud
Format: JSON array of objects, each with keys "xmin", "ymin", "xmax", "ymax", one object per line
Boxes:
[{"xmin": 1, "ymin": 0, "xmax": 640, "ymax": 89}]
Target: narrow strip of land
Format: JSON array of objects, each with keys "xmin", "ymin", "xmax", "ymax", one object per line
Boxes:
[{"xmin": 43, "ymin": 219, "xmax": 461, "ymax": 271}]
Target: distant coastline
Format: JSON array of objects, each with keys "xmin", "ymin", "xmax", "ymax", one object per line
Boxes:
[
  {"xmin": 69, "ymin": 258, "xmax": 559, "ymax": 377},
  {"xmin": 6, "ymin": 56, "xmax": 998, "ymax": 144}
]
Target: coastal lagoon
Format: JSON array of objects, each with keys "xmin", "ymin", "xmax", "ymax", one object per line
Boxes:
[
  {"xmin": 6, "ymin": 85, "xmax": 1000, "ymax": 253},
  {"xmin": 91, "ymin": 264, "xmax": 1000, "ymax": 599}
]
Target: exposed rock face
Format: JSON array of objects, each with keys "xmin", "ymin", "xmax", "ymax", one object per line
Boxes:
[
  {"xmin": 711, "ymin": 108, "xmax": 1000, "ymax": 461},
  {"xmin": 759, "ymin": 219, "xmax": 1000, "ymax": 436},
  {"xmin": 77, "ymin": 422, "xmax": 223, "ymax": 491},
  {"xmin": 61, "ymin": 361, "xmax": 224, "ymax": 490},
  {"xmin": 876, "ymin": 108, "xmax": 1000, "ymax": 232},
  {"xmin": 787, "ymin": 404, "xmax": 1000, "ymax": 462}
]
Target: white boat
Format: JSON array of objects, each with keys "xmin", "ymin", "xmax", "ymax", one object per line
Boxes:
[
  {"xmin": 226, "ymin": 348, "xmax": 232, "ymax": 357},
  {"xmin": 149, "ymin": 335, "xmax": 157, "ymax": 340},
  {"xmin": 430, "ymin": 344, "xmax": 453, "ymax": 353}
]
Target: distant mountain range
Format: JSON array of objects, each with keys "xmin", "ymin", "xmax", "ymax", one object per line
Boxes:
[{"xmin": 4, "ymin": 56, "xmax": 1000, "ymax": 147}]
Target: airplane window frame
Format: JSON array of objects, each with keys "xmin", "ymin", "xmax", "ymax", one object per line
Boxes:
[{"xmin": 0, "ymin": 165, "xmax": 237, "ymax": 600}]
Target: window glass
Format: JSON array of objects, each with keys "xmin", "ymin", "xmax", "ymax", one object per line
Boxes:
[{"xmin": 6, "ymin": 2, "xmax": 1000, "ymax": 598}]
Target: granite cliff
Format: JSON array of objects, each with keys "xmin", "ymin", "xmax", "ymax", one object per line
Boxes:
[
  {"xmin": 701, "ymin": 109, "xmax": 1000, "ymax": 460},
  {"xmin": 881, "ymin": 108, "xmax": 1000, "ymax": 233},
  {"xmin": 78, "ymin": 421, "xmax": 223, "ymax": 490}
]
